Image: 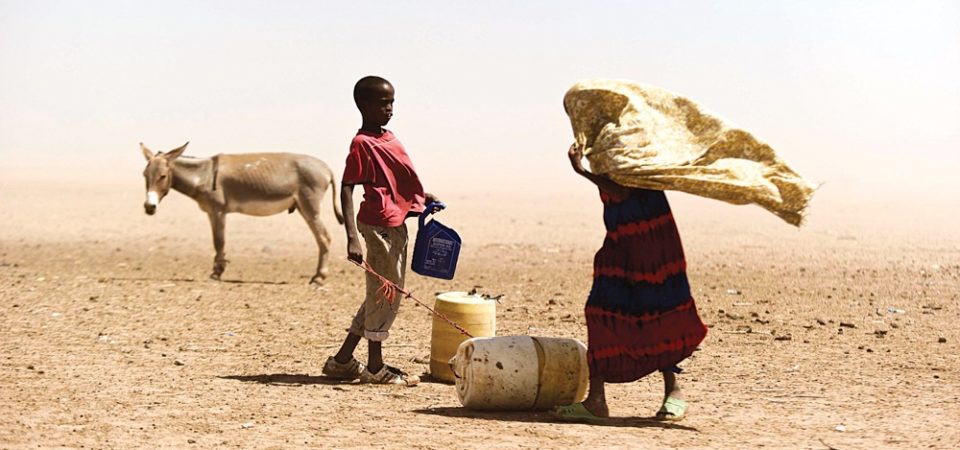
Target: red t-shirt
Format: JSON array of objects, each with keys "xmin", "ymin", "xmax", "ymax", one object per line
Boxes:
[{"xmin": 342, "ymin": 130, "xmax": 426, "ymax": 227}]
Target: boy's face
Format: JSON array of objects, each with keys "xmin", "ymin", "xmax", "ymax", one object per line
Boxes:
[{"xmin": 360, "ymin": 82, "xmax": 395, "ymax": 127}]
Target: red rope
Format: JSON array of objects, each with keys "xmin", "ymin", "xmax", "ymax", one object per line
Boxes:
[{"xmin": 349, "ymin": 259, "xmax": 474, "ymax": 338}]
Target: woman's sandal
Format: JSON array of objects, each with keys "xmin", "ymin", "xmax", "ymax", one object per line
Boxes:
[
  {"xmin": 551, "ymin": 402, "xmax": 608, "ymax": 424},
  {"xmin": 655, "ymin": 396, "xmax": 688, "ymax": 421}
]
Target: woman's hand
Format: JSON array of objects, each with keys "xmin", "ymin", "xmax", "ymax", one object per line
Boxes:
[
  {"xmin": 567, "ymin": 141, "xmax": 628, "ymax": 196},
  {"xmin": 568, "ymin": 142, "xmax": 587, "ymax": 174}
]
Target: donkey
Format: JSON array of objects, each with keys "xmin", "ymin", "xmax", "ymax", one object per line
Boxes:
[{"xmin": 140, "ymin": 141, "xmax": 344, "ymax": 284}]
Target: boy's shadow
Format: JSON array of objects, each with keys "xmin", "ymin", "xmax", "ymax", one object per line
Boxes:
[
  {"xmin": 413, "ymin": 407, "xmax": 698, "ymax": 431},
  {"xmin": 220, "ymin": 373, "xmax": 352, "ymax": 386}
]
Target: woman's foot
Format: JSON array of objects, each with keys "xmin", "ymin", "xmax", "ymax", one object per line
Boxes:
[
  {"xmin": 655, "ymin": 378, "xmax": 687, "ymax": 421},
  {"xmin": 665, "ymin": 384, "xmax": 684, "ymax": 402},
  {"xmin": 578, "ymin": 375, "xmax": 610, "ymax": 417},
  {"xmin": 553, "ymin": 375, "xmax": 608, "ymax": 421},
  {"xmin": 655, "ymin": 395, "xmax": 688, "ymax": 421},
  {"xmin": 655, "ymin": 370, "xmax": 688, "ymax": 420},
  {"xmin": 552, "ymin": 402, "xmax": 608, "ymax": 423},
  {"xmin": 580, "ymin": 396, "xmax": 609, "ymax": 418}
]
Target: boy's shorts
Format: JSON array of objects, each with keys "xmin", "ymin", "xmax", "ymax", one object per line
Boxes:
[{"xmin": 348, "ymin": 222, "xmax": 408, "ymax": 341}]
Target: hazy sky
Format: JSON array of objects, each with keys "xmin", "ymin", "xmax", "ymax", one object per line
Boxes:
[{"xmin": 1, "ymin": 0, "xmax": 958, "ymax": 198}]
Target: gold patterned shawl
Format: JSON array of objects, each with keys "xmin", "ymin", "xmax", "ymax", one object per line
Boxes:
[{"xmin": 564, "ymin": 79, "xmax": 818, "ymax": 226}]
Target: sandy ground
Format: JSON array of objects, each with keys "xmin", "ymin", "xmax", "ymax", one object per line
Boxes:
[{"xmin": 1, "ymin": 178, "xmax": 958, "ymax": 449}]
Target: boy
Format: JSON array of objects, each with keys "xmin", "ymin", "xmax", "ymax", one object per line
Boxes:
[{"xmin": 322, "ymin": 76, "xmax": 440, "ymax": 384}]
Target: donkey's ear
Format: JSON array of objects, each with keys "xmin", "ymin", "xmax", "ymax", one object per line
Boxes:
[
  {"xmin": 140, "ymin": 142, "xmax": 154, "ymax": 161},
  {"xmin": 164, "ymin": 141, "xmax": 189, "ymax": 160}
]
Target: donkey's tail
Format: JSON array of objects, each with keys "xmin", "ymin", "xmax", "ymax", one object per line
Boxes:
[{"xmin": 329, "ymin": 170, "xmax": 344, "ymax": 225}]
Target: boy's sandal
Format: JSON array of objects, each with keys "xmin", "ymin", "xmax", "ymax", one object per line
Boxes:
[
  {"xmin": 321, "ymin": 356, "xmax": 364, "ymax": 380},
  {"xmin": 551, "ymin": 403, "xmax": 608, "ymax": 424},
  {"xmin": 655, "ymin": 396, "xmax": 688, "ymax": 421},
  {"xmin": 360, "ymin": 365, "xmax": 420, "ymax": 386}
]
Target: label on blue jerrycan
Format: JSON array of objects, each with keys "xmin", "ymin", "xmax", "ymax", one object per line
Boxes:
[{"xmin": 412, "ymin": 202, "xmax": 462, "ymax": 280}]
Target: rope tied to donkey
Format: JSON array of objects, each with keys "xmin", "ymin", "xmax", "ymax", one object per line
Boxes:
[{"xmin": 349, "ymin": 259, "xmax": 474, "ymax": 338}]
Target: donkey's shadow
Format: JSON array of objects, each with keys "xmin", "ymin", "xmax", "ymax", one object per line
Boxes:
[{"xmin": 99, "ymin": 276, "xmax": 292, "ymax": 286}]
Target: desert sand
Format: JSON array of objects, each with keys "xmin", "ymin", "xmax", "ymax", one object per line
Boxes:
[{"xmin": 1, "ymin": 176, "xmax": 958, "ymax": 449}]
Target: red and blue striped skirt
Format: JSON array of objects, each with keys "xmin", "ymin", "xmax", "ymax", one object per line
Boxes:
[{"xmin": 586, "ymin": 188, "xmax": 707, "ymax": 383}]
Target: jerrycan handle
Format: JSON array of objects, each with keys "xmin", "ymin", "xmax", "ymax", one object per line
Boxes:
[{"xmin": 419, "ymin": 201, "xmax": 446, "ymax": 228}]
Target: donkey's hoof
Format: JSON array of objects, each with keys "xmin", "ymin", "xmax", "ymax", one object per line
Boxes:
[
  {"xmin": 309, "ymin": 276, "xmax": 326, "ymax": 286},
  {"xmin": 209, "ymin": 273, "xmax": 222, "ymax": 281}
]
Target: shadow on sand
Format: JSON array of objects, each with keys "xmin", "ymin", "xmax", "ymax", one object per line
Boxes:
[
  {"xmin": 221, "ymin": 375, "xmax": 696, "ymax": 430},
  {"xmin": 217, "ymin": 278, "xmax": 292, "ymax": 285},
  {"xmin": 412, "ymin": 407, "xmax": 699, "ymax": 431},
  {"xmin": 98, "ymin": 276, "xmax": 292, "ymax": 286},
  {"xmin": 220, "ymin": 374, "xmax": 352, "ymax": 386}
]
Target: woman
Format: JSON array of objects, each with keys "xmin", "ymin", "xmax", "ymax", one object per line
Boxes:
[{"xmin": 553, "ymin": 142, "xmax": 708, "ymax": 422}]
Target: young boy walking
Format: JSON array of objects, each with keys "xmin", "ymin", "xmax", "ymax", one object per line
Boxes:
[{"xmin": 322, "ymin": 76, "xmax": 440, "ymax": 384}]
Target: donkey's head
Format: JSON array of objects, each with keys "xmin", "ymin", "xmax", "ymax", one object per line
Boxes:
[{"xmin": 140, "ymin": 141, "xmax": 188, "ymax": 215}]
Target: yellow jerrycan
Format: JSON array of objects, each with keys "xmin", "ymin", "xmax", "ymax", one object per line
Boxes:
[{"xmin": 430, "ymin": 292, "xmax": 496, "ymax": 383}]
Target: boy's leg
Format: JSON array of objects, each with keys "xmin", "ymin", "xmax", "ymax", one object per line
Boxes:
[
  {"xmin": 356, "ymin": 223, "xmax": 408, "ymax": 374},
  {"xmin": 322, "ymin": 259, "xmax": 369, "ymax": 377},
  {"xmin": 322, "ymin": 326, "xmax": 365, "ymax": 379},
  {"xmin": 333, "ymin": 332, "xmax": 362, "ymax": 364},
  {"xmin": 330, "ymin": 278, "xmax": 371, "ymax": 364},
  {"xmin": 322, "ymin": 333, "xmax": 364, "ymax": 379},
  {"xmin": 321, "ymin": 279, "xmax": 370, "ymax": 379},
  {"xmin": 367, "ymin": 340, "xmax": 383, "ymax": 373}
]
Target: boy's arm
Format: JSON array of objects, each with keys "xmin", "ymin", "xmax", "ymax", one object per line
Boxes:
[
  {"xmin": 407, "ymin": 192, "xmax": 443, "ymax": 218},
  {"xmin": 568, "ymin": 143, "xmax": 629, "ymax": 197},
  {"xmin": 341, "ymin": 183, "xmax": 363, "ymax": 263}
]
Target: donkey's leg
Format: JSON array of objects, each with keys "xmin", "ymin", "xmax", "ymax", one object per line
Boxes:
[
  {"xmin": 296, "ymin": 191, "xmax": 331, "ymax": 285},
  {"xmin": 208, "ymin": 211, "xmax": 227, "ymax": 280}
]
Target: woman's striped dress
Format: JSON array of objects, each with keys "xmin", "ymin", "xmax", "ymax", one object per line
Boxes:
[{"xmin": 585, "ymin": 188, "xmax": 707, "ymax": 383}]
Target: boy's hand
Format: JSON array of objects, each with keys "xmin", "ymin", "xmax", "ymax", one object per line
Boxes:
[
  {"xmin": 347, "ymin": 237, "xmax": 363, "ymax": 264},
  {"xmin": 425, "ymin": 192, "xmax": 443, "ymax": 212},
  {"xmin": 568, "ymin": 142, "xmax": 587, "ymax": 174}
]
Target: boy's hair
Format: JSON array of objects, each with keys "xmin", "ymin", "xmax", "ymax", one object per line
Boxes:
[{"xmin": 353, "ymin": 76, "xmax": 392, "ymax": 107}]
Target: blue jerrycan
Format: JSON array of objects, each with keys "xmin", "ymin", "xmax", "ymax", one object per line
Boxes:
[{"xmin": 412, "ymin": 202, "xmax": 462, "ymax": 280}]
